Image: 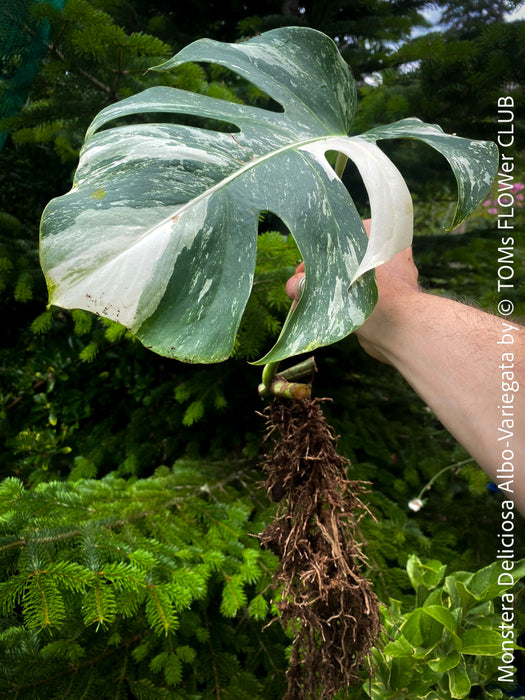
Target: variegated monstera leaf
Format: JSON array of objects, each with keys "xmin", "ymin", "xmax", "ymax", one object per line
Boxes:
[{"xmin": 40, "ymin": 27, "xmax": 498, "ymax": 364}]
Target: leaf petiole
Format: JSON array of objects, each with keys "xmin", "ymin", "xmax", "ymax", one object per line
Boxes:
[
  {"xmin": 258, "ymin": 356, "xmax": 316, "ymax": 399},
  {"xmin": 334, "ymin": 151, "xmax": 348, "ymax": 179}
]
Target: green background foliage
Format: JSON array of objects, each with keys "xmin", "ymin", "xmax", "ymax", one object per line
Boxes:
[{"xmin": 0, "ymin": 1, "xmax": 524, "ymax": 698}]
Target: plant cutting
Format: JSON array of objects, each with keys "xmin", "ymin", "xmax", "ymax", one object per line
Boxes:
[{"xmin": 39, "ymin": 26, "xmax": 499, "ymax": 699}]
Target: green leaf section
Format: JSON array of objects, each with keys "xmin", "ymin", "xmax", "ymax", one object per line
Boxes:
[
  {"xmin": 360, "ymin": 118, "xmax": 498, "ymax": 230},
  {"xmin": 369, "ymin": 554, "xmax": 525, "ymax": 699},
  {"xmin": 40, "ymin": 27, "xmax": 498, "ymax": 363}
]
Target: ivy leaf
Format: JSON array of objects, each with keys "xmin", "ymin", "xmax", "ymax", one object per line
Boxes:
[
  {"xmin": 382, "ymin": 635, "xmax": 415, "ymax": 658},
  {"xmin": 422, "ymin": 604, "xmax": 458, "ymax": 635},
  {"xmin": 40, "ymin": 27, "xmax": 498, "ymax": 364},
  {"xmin": 447, "ymin": 661, "xmax": 471, "ymax": 699},
  {"xmin": 428, "ymin": 650, "xmax": 460, "ymax": 673},
  {"xmin": 460, "ymin": 628, "xmax": 508, "ymax": 656},
  {"xmin": 401, "ymin": 608, "xmax": 443, "ymax": 648}
]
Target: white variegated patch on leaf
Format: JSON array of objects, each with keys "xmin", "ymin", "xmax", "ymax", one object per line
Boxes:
[{"xmin": 39, "ymin": 27, "xmax": 498, "ymax": 364}]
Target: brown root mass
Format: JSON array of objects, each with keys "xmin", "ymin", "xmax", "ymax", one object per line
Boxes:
[{"xmin": 260, "ymin": 398, "xmax": 381, "ymax": 700}]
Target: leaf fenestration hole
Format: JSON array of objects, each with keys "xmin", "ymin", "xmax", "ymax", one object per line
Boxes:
[
  {"xmin": 325, "ymin": 150, "xmax": 371, "ymax": 219},
  {"xmin": 375, "ymin": 140, "xmax": 457, "ymax": 230},
  {"xmin": 96, "ymin": 112, "xmax": 241, "ymax": 134},
  {"xmin": 196, "ymin": 62, "xmax": 285, "ymax": 113},
  {"xmin": 257, "ymin": 211, "xmax": 292, "ymax": 237}
]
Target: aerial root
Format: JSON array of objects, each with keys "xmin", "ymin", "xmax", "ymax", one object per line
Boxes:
[{"xmin": 260, "ymin": 398, "xmax": 382, "ymax": 700}]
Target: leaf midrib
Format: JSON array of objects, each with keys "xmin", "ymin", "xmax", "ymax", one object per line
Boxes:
[{"xmin": 108, "ymin": 131, "xmax": 348, "ymax": 257}]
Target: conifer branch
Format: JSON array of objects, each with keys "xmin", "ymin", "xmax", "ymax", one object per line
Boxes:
[
  {"xmin": 3, "ymin": 631, "xmax": 147, "ymax": 697},
  {"xmin": 47, "ymin": 45, "xmax": 118, "ymax": 99},
  {"xmin": 204, "ymin": 608, "xmax": 222, "ymax": 700}
]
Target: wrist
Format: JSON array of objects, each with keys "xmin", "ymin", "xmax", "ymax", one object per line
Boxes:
[{"xmin": 355, "ymin": 287, "xmax": 422, "ymax": 365}]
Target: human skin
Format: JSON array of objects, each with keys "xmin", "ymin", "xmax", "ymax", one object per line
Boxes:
[{"xmin": 286, "ymin": 220, "xmax": 525, "ymax": 516}]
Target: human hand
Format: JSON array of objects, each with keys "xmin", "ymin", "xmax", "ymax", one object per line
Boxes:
[
  {"xmin": 356, "ymin": 219, "xmax": 419, "ymax": 363},
  {"xmin": 285, "ymin": 261, "xmax": 305, "ymax": 310},
  {"xmin": 285, "ymin": 219, "xmax": 420, "ymax": 363}
]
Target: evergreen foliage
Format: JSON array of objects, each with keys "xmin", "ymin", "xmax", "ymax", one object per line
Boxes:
[
  {"xmin": 385, "ymin": 8, "xmax": 525, "ymax": 141},
  {"xmin": 1, "ymin": 0, "xmax": 171, "ymax": 156},
  {"xmin": 439, "ymin": 0, "xmax": 520, "ymax": 36},
  {"xmin": 0, "ymin": 0, "xmax": 67, "ymax": 150},
  {"xmin": 112, "ymin": 0, "xmax": 431, "ymax": 81},
  {"xmin": 0, "ymin": 462, "xmax": 287, "ymax": 698}
]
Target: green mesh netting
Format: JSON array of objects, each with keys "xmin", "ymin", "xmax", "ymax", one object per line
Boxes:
[{"xmin": 0, "ymin": 0, "xmax": 66, "ymax": 150}]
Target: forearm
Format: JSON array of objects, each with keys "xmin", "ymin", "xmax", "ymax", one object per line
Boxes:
[{"xmin": 357, "ymin": 291, "xmax": 525, "ymax": 515}]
